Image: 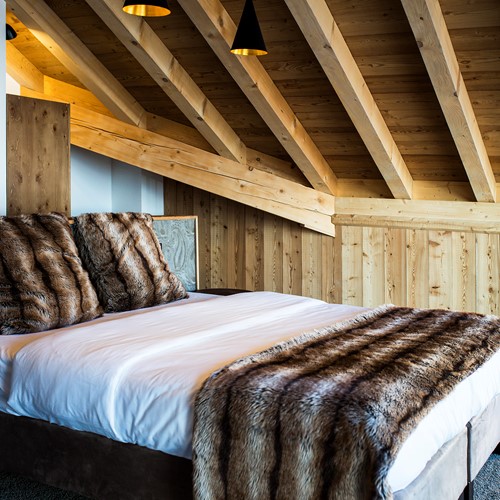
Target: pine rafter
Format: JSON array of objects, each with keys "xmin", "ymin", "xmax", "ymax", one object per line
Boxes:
[
  {"xmin": 8, "ymin": 0, "xmax": 146, "ymax": 126},
  {"xmin": 6, "ymin": 10, "xmax": 304, "ymax": 185},
  {"xmin": 285, "ymin": 0, "xmax": 414, "ymax": 200},
  {"xmin": 70, "ymin": 106, "xmax": 336, "ymax": 236},
  {"xmin": 6, "ymin": 44, "xmax": 329, "ymax": 231},
  {"xmin": 85, "ymin": 0, "xmax": 246, "ymax": 164},
  {"xmin": 5, "ymin": 42, "xmax": 44, "ymax": 93},
  {"xmin": 177, "ymin": 0, "xmax": 338, "ymax": 196},
  {"xmin": 401, "ymin": 0, "xmax": 496, "ymax": 202}
]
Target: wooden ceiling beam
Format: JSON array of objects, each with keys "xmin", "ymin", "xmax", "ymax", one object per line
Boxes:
[
  {"xmin": 401, "ymin": 0, "xmax": 496, "ymax": 202},
  {"xmin": 177, "ymin": 0, "xmax": 337, "ymax": 196},
  {"xmin": 18, "ymin": 84, "xmax": 329, "ymax": 231},
  {"xmin": 334, "ymin": 197, "xmax": 500, "ymax": 233},
  {"xmin": 8, "ymin": 0, "xmax": 145, "ymax": 126},
  {"xmin": 285, "ymin": 0, "xmax": 413, "ymax": 200},
  {"xmin": 85, "ymin": 0, "xmax": 246, "ymax": 164},
  {"xmin": 5, "ymin": 42, "xmax": 44, "ymax": 93},
  {"xmin": 69, "ymin": 105, "xmax": 336, "ymax": 236},
  {"xmin": 6, "ymin": 16, "xmax": 305, "ymax": 186},
  {"xmin": 7, "ymin": 48, "xmax": 322, "ymax": 228}
]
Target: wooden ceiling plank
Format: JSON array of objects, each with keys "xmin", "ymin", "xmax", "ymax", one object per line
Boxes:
[
  {"xmin": 8, "ymin": 0, "xmax": 146, "ymax": 126},
  {"xmin": 285, "ymin": 0, "xmax": 414, "ymax": 200},
  {"xmin": 85, "ymin": 0, "xmax": 246, "ymax": 164},
  {"xmin": 177, "ymin": 0, "xmax": 337, "ymax": 196},
  {"xmin": 401, "ymin": 0, "xmax": 496, "ymax": 202},
  {"xmin": 70, "ymin": 105, "xmax": 336, "ymax": 236}
]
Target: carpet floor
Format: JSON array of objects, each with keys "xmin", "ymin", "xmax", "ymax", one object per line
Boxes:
[{"xmin": 0, "ymin": 453, "xmax": 498, "ymax": 499}]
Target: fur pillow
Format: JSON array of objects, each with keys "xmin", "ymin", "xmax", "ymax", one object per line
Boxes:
[
  {"xmin": 0, "ymin": 213, "xmax": 103, "ymax": 335},
  {"xmin": 73, "ymin": 212, "xmax": 187, "ymax": 313}
]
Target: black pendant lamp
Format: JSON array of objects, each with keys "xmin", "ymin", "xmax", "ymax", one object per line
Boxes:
[
  {"xmin": 230, "ymin": 0, "xmax": 267, "ymax": 56},
  {"xmin": 122, "ymin": 0, "xmax": 171, "ymax": 17},
  {"xmin": 6, "ymin": 24, "xmax": 17, "ymax": 41}
]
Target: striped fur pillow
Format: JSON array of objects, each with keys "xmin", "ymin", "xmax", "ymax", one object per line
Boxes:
[
  {"xmin": 0, "ymin": 213, "xmax": 103, "ymax": 335},
  {"xmin": 73, "ymin": 213, "xmax": 187, "ymax": 313}
]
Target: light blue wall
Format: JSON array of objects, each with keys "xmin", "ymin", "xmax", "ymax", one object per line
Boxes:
[
  {"xmin": 72, "ymin": 146, "xmax": 164, "ymax": 216},
  {"xmin": 140, "ymin": 169, "xmax": 164, "ymax": 216},
  {"xmin": 71, "ymin": 146, "xmax": 113, "ymax": 215},
  {"xmin": 111, "ymin": 160, "xmax": 142, "ymax": 213}
]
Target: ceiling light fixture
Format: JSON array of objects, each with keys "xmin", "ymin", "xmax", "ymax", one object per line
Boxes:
[
  {"xmin": 122, "ymin": 0, "xmax": 171, "ymax": 17},
  {"xmin": 230, "ymin": 0, "xmax": 267, "ymax": 56},
  {"xmin": 6, "ymin": 24, "xmax": 17, "ymax": 41}
]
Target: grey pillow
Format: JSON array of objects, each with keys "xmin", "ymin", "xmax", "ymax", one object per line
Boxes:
[
  {"xmin": 73, "ymin": 212, "xmax": 188, "ymax": 313},
  {"xmin": 0, "ymin": 213, "xmax": 103, "ymax": 335}
]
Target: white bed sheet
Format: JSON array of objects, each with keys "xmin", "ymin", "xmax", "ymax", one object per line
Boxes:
[
  {"xmin": 3, "ymin": 292, "xmax": 500, "ymax": 493},
  {"xmin": 0, "ymin": 292, "xmax": 219, "ymax": 411}
]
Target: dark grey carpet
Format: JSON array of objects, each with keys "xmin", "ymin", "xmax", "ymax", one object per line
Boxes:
[
  {"xmin": 474, "ymin": 453, "xmax": 500, "ymax": 499},
  {"xmin": 0, "ymin": 454, "xmax": 498, "ymax": 499}
]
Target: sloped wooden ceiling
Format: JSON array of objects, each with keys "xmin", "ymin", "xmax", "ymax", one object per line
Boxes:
[{"xmin": 5, "ymin": 0, "xmax": 500, "ymax": 234}]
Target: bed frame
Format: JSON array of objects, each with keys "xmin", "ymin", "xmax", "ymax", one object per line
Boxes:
[
  {"xmin": 1, "ymin": 214, "xmax": 498, "ymax": 498},
  {"xmin": 0, "ymin": 395, "xmax": 497, "ymax": 500}
]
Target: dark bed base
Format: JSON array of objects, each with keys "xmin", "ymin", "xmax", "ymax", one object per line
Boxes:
[
  {"xmin": 0, "ymin": 413, "xmax": 192, "ymax": 499},
  {"xmin": 0, "ymin": 401, "xmax": 498, "ymax": 500}
]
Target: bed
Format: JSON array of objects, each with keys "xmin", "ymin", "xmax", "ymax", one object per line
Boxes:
[{"xmin": 0, "ymin": 213, "xmax": 498, "ymax": 500}]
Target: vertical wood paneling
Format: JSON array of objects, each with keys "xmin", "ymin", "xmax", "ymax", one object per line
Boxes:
[
  {"xmin": 164, "ymin": 179, "xmax": 500, "ymax": 314},
  {"xmin": 428, "ymin": 231, "xmax": 454, "ymax": 309},
  {"xmin": 302, "ymin": 229, "xmax": 322, "ymax": 300},
  {"xmin": 321, "ymin": 233, "xmax": 336, "ymax": 303},
  {"xmin": 245, "ymin": 209, "xmax": 264, "ymax": 291},
  {"xmin": 342, "ymin": 226, "xmax": 364, "ymax": 306},
  {"xmin": 476, "ymin": 234, "xmax": 500, "ymax": 315},
  {"xmin": 7, "ymin": 95, "xmax": 70, "ymax": 215},
  {"xmin": 362, "ymin": 227, "xmax": 385, "ymax": 307},
  {"xmin": 385, "ymin": 229, "xmax": 407, "ymax": 306},
  {"xmin": 193, "ymin": 188, "xmax": 211, "ymax": 289},
  {"xmin": 210, "ymin": 195, "xmax": 227, "ymax": 288},
  {"xmin": 332, "ymin": 227, "xmax": 343, "ymax": 304},
  {"xmin": 406, "ymin": 229, "xmax": 429, "ymax": 308},
  {"xmin": 282, "ymin": 220, "xmax": 303, "ymax": 296},
  {"xmin": 476, "ymin": 233, "xmax": 489, "ymax": 314},
  {"xmin": 263, "ymin": 215, "xmax": 283, "ymax": 293},
  {"xmin": 452, "ymin": 232, "xmax": 476, "ymax": 313}
]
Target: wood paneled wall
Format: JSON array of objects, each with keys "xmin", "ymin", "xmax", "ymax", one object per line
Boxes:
[
  {"xmin": 165, "ymin": 179, "xmax": 500, "ymax": 315},
  {"xmin": 6, "ymin": 95, "xmax": 70, "ymax": 215},
  {"xmin": 164, "ymin": 179, "xmax": 339, "ymax": 303},
  {"xmin": 340, "ymin": 226, "xmax": 499, "ymax": 315}
]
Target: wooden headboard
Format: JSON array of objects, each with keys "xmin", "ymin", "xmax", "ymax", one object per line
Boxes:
[{"xmin": 152, "ymin": 216, "xmax": 199, "ymax": 292}]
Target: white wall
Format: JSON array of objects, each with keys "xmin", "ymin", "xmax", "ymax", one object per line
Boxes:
[
  {"xmin": 71, "ymin": 146, "xmax": 113, "ymax": 215},
  {"xmin": 140, "ymin": 169, "xmax": 164, "ymax": 215},
  {"xmin": 71, "ymin": 147, "xmax": 164, "ymax": 216},
  {"xmin": 6, "ymin": 73, "xmax": 19, "ymax": 94},
  {"xmin": 1, "ymin": 0, "xmax": 7, "ymax": 215},
  {"xmin": 111, "ymin": 161, "xmax": 142, "ymax": 213}
]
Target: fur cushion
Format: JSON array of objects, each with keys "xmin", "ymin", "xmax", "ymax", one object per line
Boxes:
[
  {"xmin": 73, "ymin": 212, "xmax": 187, "ymax": 313},
  {"xmin": 0, "ymin": 213, "xmax": 103, "ymax": 335}
]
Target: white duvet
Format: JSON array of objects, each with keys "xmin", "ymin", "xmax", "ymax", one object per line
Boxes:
[{"xmin": 3, "ymin": 292, "xmax": 500, "ymax": 493}]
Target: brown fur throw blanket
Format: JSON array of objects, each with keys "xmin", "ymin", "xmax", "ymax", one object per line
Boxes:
[
  {"xmin": 73, "ymin": 212, "xmax": 187, "ymax": 313},
  {"xmin": 193, "ymin": 305, "xmax": 500, "ymax": 500},
  {"xmin": 0, "ymin": 213, "xmax": 102, "ymax": 334}
]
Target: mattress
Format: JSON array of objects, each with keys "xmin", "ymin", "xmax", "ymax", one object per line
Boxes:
[
  {"xmin": 2, "ymin": 292, "xmax": 500, "ymax": 493},
  {"xmin": 0, "ymin": 292, "xmax": 219, "ymax": 411}
]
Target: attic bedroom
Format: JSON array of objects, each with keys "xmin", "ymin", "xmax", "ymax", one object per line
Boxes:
[{"xmin": 0, "ymin": 0, "xmax": 499, "ymax": 499}]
